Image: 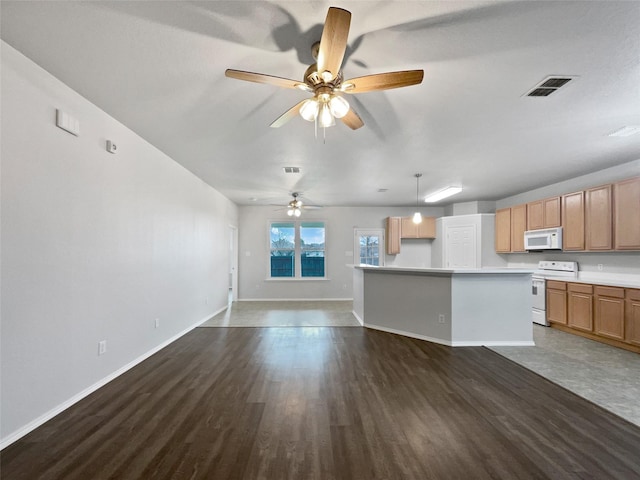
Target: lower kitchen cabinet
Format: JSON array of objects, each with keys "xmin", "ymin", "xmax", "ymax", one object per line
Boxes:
[
  {"xmin": 546, "ymin": 281, "xmax": 567, "ymax": 325},
  {"xmin": 626, "ymin": 289, "xmax": 640, "ymax": 347},
  {"xmin": 547, "ymin": 282, "xmax": 640, "ymax": 354},
  {"xmin": 594, "ymin": 286, "xmax": 625, "ymax": 341},
  {"xmin": 567, "ymin": 283, "xmax": 593, "ymax": 332}
]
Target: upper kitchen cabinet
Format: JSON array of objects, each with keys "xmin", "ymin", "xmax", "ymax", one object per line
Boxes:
[
  {"xmin": 495, "ymin": 208, "xmax": 511, "ymax": 253},
  {"xmin": 401, "ymin": 216, "xmax": 436, "ymax": 239},
  {"xmin": 510, "ymin": 204, "xmax": 527, "ymax": 252},
  {"xmin": 527, "ymin": 196, "xmax": 561, "ymax": 230},
  {"xmin": 495, "ymin": 205, "xmax": 526, "ymax": 253},
  {"xmin": 614, "ymin": 176, "xmax": 640, "ymax": 250},
  {"xmin": 562, "ymin": 191, "xmax": 585, "ymax": 251},
  {"xmin": 385, "ymin": 217, "xmax": 401, "ymax": 255},
  {"xmin": 585, "ymin": 184, "xmax": 613, "ymax": 250}
]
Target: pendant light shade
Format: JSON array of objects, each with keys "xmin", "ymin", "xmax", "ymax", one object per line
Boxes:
[{"xmin": 413, "ymin": 173, "xmax": 423, "ymax": 224}]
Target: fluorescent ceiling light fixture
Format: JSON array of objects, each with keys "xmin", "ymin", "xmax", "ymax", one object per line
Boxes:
[
  {"xmin": 424, "ymin": 186, "xmax": 463, "ymax": 203},
  {"xmin": 608, "ymin": 126, "xmax": 640, "ymax": 137}
]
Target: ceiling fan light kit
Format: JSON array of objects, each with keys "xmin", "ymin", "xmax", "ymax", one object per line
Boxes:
[{"xmin": 225, "ymin": 7, "xmax": 423, "ymax": 133}]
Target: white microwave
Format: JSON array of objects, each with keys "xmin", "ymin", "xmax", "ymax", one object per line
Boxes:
[{"xmin": 524, "ymin": 227, "xmax": 563, "ymax": 251}]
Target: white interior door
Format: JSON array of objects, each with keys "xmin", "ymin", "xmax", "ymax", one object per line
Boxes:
[
  {"xmin": 445, "ymin": 224, "xmax": 477, "ymax": 268},
  {"xmin": 354, "ymin": 229, "xmax": 385, "ymax": 266}
]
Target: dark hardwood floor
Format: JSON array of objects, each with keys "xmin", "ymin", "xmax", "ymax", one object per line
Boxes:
[{"xmin": 2, "ymin": 327, "xmax": 640, "ymax": 479}]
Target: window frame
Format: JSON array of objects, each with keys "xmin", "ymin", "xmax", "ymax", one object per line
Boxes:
[
  {"xmin": 268, "ymin": 220, "xmax": 327, "ymax": 280},
  {"xmin": 354, "ymin": 228, "xmax": 385, "ymax": 267}
]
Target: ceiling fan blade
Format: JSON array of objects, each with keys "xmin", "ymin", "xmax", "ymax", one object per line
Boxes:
[
  {"xmin": 269, "ymin": 99, "xmax": 307, "ymax": 128},
  {"xmin": 341, "ymin": 70, "xmax": 424, "ymax": 93},
  {"xmin": 316, "ymin": 7, "xmax": 351, "ymax": 82},
  {"xmin": 340, "ymin": 107, "xmax": 364, "ymax": 130},
  {"xmin": 225, "ymin": 69, "xmax": 311, "ymax": 91}
]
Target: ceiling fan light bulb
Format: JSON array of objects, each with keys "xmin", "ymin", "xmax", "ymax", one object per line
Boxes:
[
  {"xmin": 412, "ymin": 212, "xmax": 423, "ymax": 224},
  {"xmin": 319, "ymin": 103, "xmax": 335, "ymax": 127},
  {"xmin": 321, "ymin": 71, "xmax": 333, "ymax": 83},
  {"xmin": 294, "ymin": 208, "xmax": 301, "ymax": 217},
  {"xmin": 329, "ymin": 95, "xmax": 349, "ymax": 118},
  {"xmin": 287, "ymin": 209, "xmax": 294, "ymax": 216},
  {"xmin": 300, "ymin": 99, "xmax": 319, "ymax": 121}
]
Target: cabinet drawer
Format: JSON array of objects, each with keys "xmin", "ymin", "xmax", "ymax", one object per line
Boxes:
[
  {"xmin": 594, "ymin": 286, "xmax": 624, "ymax": 298},
  {"xmin": 568, "ymin": 283, "xmax": 593, "ymax": 294},
  {"xmin": 627, "ymin": 288, "xmax": 640, "ymax": 301},
  {"xmin": 547, "ymin": 280, "xmax": 567, "ymax": 291}
]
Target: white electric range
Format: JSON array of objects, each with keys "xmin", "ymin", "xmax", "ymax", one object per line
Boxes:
[{"xmin": 531, "ymin": 261, "xmax": 578, "ymax": 326}]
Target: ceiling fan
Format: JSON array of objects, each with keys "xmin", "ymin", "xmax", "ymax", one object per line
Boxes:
[
  {"xmin": 225, "ymin": 7, "xmax": 424, "ymax": 130},
  {"xmin": 273, "ymin": 193, "xmax": 322, "ymax": 217}
]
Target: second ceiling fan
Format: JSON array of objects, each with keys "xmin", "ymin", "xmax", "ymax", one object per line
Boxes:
[{"xmin": 225, "ymin": 7, "xmax": 424, "ymax": 130}]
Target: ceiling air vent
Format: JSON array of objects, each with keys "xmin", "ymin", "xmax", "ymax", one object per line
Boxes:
[
  {"xmin": 526, "ymin": 76, "xmax": 574, "ymax": 97},
  {"xmin": 283, "ymin": 167, "xmax": 300, "ymax": 174}
]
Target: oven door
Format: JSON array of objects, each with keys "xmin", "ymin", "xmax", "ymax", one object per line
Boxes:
[{"xmin": 532, "ymin": 276, "xmax": 549, "ymax": 326}]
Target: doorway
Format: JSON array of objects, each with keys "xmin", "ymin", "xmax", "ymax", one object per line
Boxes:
[{"xmin": 229, "ymin": 225, "xmax": 238, "ymax": 302}]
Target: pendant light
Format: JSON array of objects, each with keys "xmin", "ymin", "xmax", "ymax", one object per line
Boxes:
[{"xmin": 412, "ymin": 173, "xmax": 423, "ymax": 224}]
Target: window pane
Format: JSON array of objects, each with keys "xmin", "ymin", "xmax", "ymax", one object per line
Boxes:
[
  {"xmin": 358, "ymin": 234, "xmax": 381, "ymax": 266},
  {"xmin": 271, "ymin": 223, "xmax": 295, "ymax": 277},
  {"xmin": 301, "ymin": 223, "xmax": 325, "ymax": 277},
  {"xmin": 270, "ymin": 252, "xmax": 294, "ymax": 277}
]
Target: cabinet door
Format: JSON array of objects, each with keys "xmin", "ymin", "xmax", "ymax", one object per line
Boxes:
[
  {"xmin": 495, "ymin": 208, "xmax": 511, "ymax": 252},
  {"xmin": 626, "ymin": 289, "xmax": 640, "ymax": 346},
  {"xmin": 568, "ymin": 284, "xmax": 593, "ymax": 332},
  {"xmin": 385, "ymin": 217, "xmax": 401, "ymax": 255},
  {"xmin": 418, "ymin": 217, "xmax": 436, "ymax": 238},
  {"xmin": 614, "ymin": 177, "xmax": 640, "ymax": 250},
  {"xmin": 510, "ymin": 204, "xmax": 527, "ymax": 252},
  {"xmin": 594, "ymin": 286, "xmax": 625, "ymax": 340},
  {"xmin": 547, "ymin": 289, "xmax": 567, "ymax": 325},
  {"xmin": 400, "ymin": 217, "xmax": 418, "ymax": 238},
  {"xmin": 543, "ymin": 197, "xmax": 561, "ymax": 227},
  {"xmin": 585, "ymin": 184, "xmax": 612, "ymax": 250},
  {"xmin": 527, "ymin": 200, "xmax": 544, "ymax": 230},
  {"xmin": 562, "ymin": 191, "xmax": 585, "ymax": 251}
]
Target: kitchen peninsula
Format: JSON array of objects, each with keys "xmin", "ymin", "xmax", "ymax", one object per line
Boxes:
[{"xmin": 352, "ymin": 265, "xmax": 534, "ymax": 346}]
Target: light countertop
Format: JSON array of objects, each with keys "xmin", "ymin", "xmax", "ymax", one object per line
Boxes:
[{"xmin": 350, "ymin": 265, "xmax": 534, "ymax": 275}]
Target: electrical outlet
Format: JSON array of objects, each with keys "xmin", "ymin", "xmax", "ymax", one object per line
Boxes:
[
  {"xmin": 98, "ymin": 340, "xmax": 107, "ymax": 355},
  {"xmin": 597, "ymin": 264, "xmax": 604, "ymax": 271},
  {"xmin": 438, "ymin": 314, "xmax": 445, "ymax": 324},
  {"xmin": 155, "ymin": 318, "xmax": 160, "ymax": 329}
]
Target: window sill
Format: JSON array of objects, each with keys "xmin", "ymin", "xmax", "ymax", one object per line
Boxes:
[{"xmin": 265, "ymin": 277, "xmax": 330, "ymax": 282}]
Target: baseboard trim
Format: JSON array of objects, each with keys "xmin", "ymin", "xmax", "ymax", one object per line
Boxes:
[
  {"xmin": 0, "ymin": 314, "xmax": 210, "ymax": 451},
  {"xmin": 364, "ymin": 324, "xmax": 453, "ymax": 347},
  {"xmin": 364, "ymin": 324, "xmax": 534, "ymax": 347},
  {"xmin": 351, "ymin": 310, "xmax": 364, "ymax": 326},
  {"xmin": 239, "ymin": 298, "xmax": 353, "ymax": 302},
  {"xmin": 199, "ymin": 305, "xmax": 228, "ymax": 323}
]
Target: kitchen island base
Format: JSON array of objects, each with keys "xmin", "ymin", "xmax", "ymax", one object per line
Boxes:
[{"xmin": 352, "ymin": 266, "xmax": 533, "ymax": 347}]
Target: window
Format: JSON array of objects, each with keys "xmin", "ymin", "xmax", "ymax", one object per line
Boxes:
[
  {"xmin": 270, "ymin": 222, "xmax": 325, "ymax": 278},
  {"xmin": 354, "ymin": 229, "xmax": 385, "ymax": 266}
]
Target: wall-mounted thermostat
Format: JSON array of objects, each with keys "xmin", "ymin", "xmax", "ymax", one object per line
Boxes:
[{"xmin": 106, "ymin": 140, "xmax": 117, "ymax": 154}]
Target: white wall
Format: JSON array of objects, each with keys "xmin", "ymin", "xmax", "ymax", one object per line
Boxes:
[
  {"xmin": 496, "ymin": 159, "xmax": 640, "ymax": 274},
  {"xmin": 238, "ymin": 205, "xmax": 445, "ymax": 300},
  {"xmin": 0, "ymin": 42, "xmax": 238, "ymax": 445}
]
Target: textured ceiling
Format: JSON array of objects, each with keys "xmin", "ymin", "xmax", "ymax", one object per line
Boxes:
[{"xmin": 2, "ymin": 1, "xmax": 639, "ymax": 207}]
